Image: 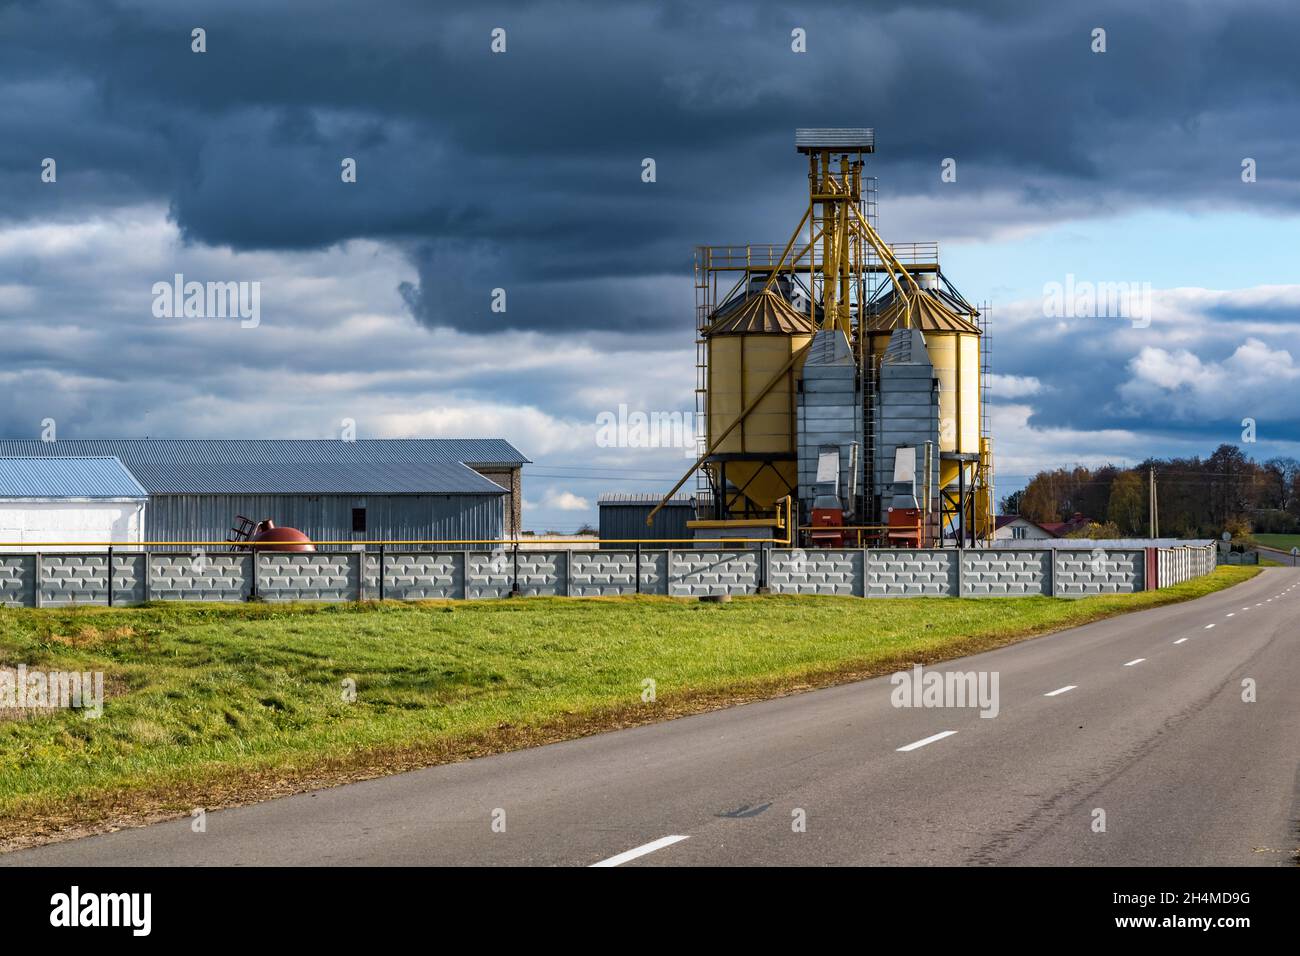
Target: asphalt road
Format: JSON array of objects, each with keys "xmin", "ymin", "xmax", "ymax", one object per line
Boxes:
[
  {"xmin": 1257, "ymin": 545, "xmax": 1300, "ymax": 567},
  {"xmin": 5, "ymin": 568, "xmax": 1298, "ymax": 867}
]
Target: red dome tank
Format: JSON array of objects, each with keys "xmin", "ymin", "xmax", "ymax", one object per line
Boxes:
[{"xmin": 248, "ymin": 519, "xmax": 315, "ymax": 552}]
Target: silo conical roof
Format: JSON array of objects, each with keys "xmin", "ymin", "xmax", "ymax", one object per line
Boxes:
[
  {"xmin": 705, "ymin": 289, "xmax": 816, "ymax": 336},
  {"xmin": 865, "ymin": 290, "xmax": 981, "ymax": 334}
]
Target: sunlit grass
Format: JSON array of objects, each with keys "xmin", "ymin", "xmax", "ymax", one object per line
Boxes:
[{"xmin": 1253, "ymin": 533, "xmax": 1300, "ymax": 555}]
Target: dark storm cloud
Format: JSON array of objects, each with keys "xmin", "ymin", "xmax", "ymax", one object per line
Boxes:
[{"xmin": 4, "ymin": 0, "xmax": 1299, "ymax": 337}]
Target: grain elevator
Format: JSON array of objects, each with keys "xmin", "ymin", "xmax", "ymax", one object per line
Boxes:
[{"xmin": 651, "ymin": 129, "xmax": 994, "ymax": 547}]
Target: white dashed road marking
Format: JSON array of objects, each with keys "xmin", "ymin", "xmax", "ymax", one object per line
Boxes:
[
  {"xmin": 1124, "ymin": 658, "xmax": 1146, "ymax": 667},
  {"xmin": 590, "ymin": 835, "xmax": 689, "ymax": 867},
  {"xmin": 897, "ymin": 731, "xmax": 958, "ymax": 752},
  {"xmin": 1173, "ymin": 638, "xmax": 1188, "ymax": 645},
  {"xmin": 1044, "ymin": 685, "xmax": 1077, "ymax": 697}
]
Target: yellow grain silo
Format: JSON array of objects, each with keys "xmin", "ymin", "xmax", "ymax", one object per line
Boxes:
[
  {"xmin": 865, "ymin": 284, "xmax": 981, "ymax": 490},
  {"xmin": 704, "ymin": 289, "xmax": 814, "ymax": 514}
]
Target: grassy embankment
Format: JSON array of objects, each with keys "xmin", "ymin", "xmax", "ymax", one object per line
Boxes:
[
  {"xmin": 0, "ymin": 565, "xmax": 1261, "ymax": 847},
  {"xmin": 1253, "ymin": 533, "xmax": 1300, "ymax": 555},
  {"xmin": 1250, "ymin": 533, "xmax": 1300, "ymax": 565}
]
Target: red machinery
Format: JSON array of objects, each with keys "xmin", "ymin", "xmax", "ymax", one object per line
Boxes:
[
  {"xmin": 228, "ymin": 515, "xmax": 316, "ymax": 552},
  {"xmin": 808, "ymin": 494, "xmax": 847, "ymax": 548},
  {"xmin": 886, "ymin": 505, "xmax": 923, "ymax": 548}
]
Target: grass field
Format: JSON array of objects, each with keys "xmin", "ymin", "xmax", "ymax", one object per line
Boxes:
[
  {"xmin": 1253, "ymin": 533, "xmax": 1300, "ymax": 556},
  {"xmin": 0, "ymin": 565, "xmax": 1261, "ymax": 847}
]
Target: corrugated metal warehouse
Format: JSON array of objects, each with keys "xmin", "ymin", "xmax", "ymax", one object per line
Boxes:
[
  {"xmin": 0, "ymin": 439, "xmax": 528, "ymax": 549},
  {"xmin": 598, "ymin": 492, "xmax": 699, "ymax": 547}
]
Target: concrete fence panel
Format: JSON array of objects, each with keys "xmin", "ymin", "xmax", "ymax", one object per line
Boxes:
[
  {"xmin": 0, "ymin": 554, "xmax": 36, "ymax": 607},
  {"xmin": 465, "ymin": 551, "xmax": 515, "ymax": 600},
  {"xmin": 962, "ymin": 549, "xmax": 1051, "ymax": 597},
  {"xmin": 866, "ymin": 549, "xmax": 956, "ymax": 597},
  {"xmin": 1053, "ymin": 548, "xmax": 1145, "ymax": 596},
  {"xmin": 569, "ymin": 550, "xmax": 668, "ymax": 596},
  {"xmin": 669, "ymin": 550, "xmax": 760, "ymax": 597},
  {"xmin": 514, "ymin": 550, "xmax": 565, "ymax": 598},
  {"xmin": 111, "ymin": 552, "xmax": 147, "ymax": 605},
  {"xmin": 770, "ymin": 549, "xmax": 863, "ymax": 596},
  {"xmin": 259, "ymin": 552, "xmax": 359, "ymax": 602},
  {"xmin": 149, "ymin": 553, "xmax": 251, "ymax": 602},
  {"xmin": 39, "ymin": 553, "xmax": 106, "ymax": 607},
  {"xmin": 366, "ymin": 551, "xmax": 463, "ymax": 600}
]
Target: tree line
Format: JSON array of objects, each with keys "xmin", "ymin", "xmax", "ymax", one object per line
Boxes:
[{"xmin": 1001, "ymin": 444, "xmax": 1300, "ymax": 538}]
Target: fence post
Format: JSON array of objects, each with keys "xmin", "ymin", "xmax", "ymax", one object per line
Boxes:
[
  {"xmin": 378, "ymin": 544, "xmax": 386, "ymax": 601},
  {"xmin": 356, "ymin": 548, "xmax": 365, "ymax": 602},
  {"xmin": 106, "ymin": 545, "xmax": 114, "ymax": 607},
  {"xmin": 511, "ymin": 541, "xmax": 520, "ymax": 597},
  {"xmin": 250, "ymin": 546, "xmax": 259, "ymax": 600},
  {"xmin": 634, "ymin": 541, "xmax": 642, "ymax": 594},
  {"xmin": 33, "ymin": 552, "xmax": 42, "ymax": 608}
]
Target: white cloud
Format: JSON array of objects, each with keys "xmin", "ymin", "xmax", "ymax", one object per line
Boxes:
[
  {"xmin": 1117, "ymin": 337, "xmax": 1300, "ymax": 420},
  {"xmin": 986, "ymin": 373, "xmax": 1043, "ymax": 398},
  {"xmin": 377, "ymin": 403, "xmax": 594, "ymax": 457},
  {"xmin": 542, "ymin": 490, "xmax": 590, "ymax": 511}
]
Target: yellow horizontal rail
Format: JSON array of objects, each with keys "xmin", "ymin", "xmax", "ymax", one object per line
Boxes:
[{"xmin": 798, "ymin": 525, "xmax": 893, "ymax": 532}]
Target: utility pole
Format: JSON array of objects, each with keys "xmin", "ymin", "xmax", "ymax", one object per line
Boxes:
[
  {"xmin": 1148, "ymin": 466, "xmax": 1155, "ymax": 538},
  {"xmin": 1154, "ymin": 470, "xmax": 1160, "ymax": 538}
]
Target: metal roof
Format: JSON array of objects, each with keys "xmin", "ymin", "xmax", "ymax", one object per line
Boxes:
[
  {"xmin": 0, "ymin": 439, "xmax": 527, "ymax": 495},
  {"xmin": 866, "ymin": 291, "xmax": 982, "ymax": 335},
  {"xmin": 139, "ymin": 461, "xmax": 508, "ymax": 496},
  {"xmin": 598, "ymin": 493, "xmax": 697, "ymax": 505},
  {"xmin": 796, "ymin": 128, "xmax": 875, "ymax": 152},
  {"xmin": 706, "ymin": 291, "xmax": 816, "ymax": 336},
  {"xmin": 0, "ymin": 457, "xmax": 148, "ymax": 499}
]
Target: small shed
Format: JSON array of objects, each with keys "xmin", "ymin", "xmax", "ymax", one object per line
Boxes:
[
  {"xmin": 0, "ymin": 457, "xmax": 148, "ymax": 550},
  {"xmin": 598, "ymin": 493, "xmax": 699, "ymax": 548}
]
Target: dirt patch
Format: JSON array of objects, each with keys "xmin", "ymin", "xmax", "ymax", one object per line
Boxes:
[
  {"xmin": 45, "ymin": 625, "xmax": 137, "ymax": 648},
  {"xmin": 0, "ymin": 671, "xmax": 130, "ymax": 723}
]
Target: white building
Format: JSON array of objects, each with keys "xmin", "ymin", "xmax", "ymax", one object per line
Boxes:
[
  {"xmin": 994, "ymin": 515, "xmax": 1057, "ymax": 541},
  {"xmin": 0, "ymin": 457, "xmax": 147, "ymax": 551}
]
